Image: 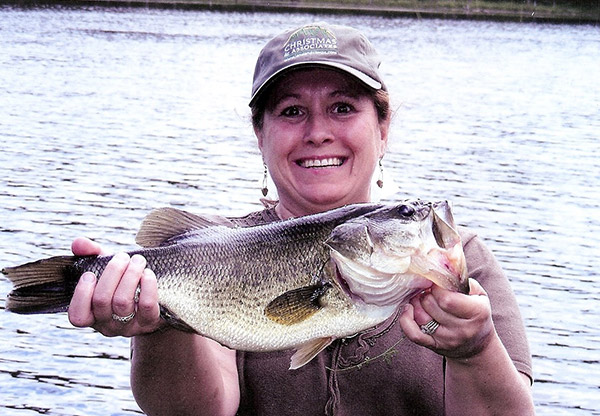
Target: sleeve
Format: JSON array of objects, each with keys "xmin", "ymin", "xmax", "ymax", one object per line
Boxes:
[{"xmin": 460, "ymin": 228, "xmax": 534, "ymax": 384}]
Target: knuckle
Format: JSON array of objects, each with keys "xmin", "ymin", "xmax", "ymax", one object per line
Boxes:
[
  {"xmin": 106, "ymin": 252, "xmax": 130, "ymax": 271},
  {"xmin": 137, "ymin": 296, "xmax": 158, "ymax": 313},
  {"xmin": 112, "ymin": 295, "xmax": 131, "ymax": 311},
  {"xmin": 100, "ymin": 328, "xmax": 119, "ymax": 337},
  {"xmin": 138, "ymin": 303, "xmax": 159, "ymax": 321},
  {"xmin": 437, "ymin": 295, "xmax": 453, "ymax": 310},
  {"xmin": 139, "ymin": 309, "xmax": 161, "ymax": 328},
  {"xmin": 69, "ymin": 314, "xmax": 91, "ymax": 328},
  {"xmin": 92, "ymin": 293, "xmax": 113, "ymax": 309}
]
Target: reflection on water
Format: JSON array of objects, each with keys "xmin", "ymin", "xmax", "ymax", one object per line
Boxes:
[{"xmin": 1, "ymin": 6, "xmax": 599, "ymax": 416}]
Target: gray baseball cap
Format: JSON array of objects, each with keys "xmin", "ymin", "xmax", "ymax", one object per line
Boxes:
[{"xmin": 249, "ymin": 22, "xmax": 386, "ymax": 106}]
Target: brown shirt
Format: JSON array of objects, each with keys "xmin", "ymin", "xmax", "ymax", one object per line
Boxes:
[{"xmin": 232, "ymin": 208, "xmax": 532, "ymax": 416}]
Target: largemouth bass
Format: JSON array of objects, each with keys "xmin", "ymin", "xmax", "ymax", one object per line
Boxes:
[{"xmin": 3, "ymin": 200, "xmax": 469, "ymax": 369}]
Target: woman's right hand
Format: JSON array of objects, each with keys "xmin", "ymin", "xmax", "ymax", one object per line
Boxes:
[{"xmin": 68, "ymin": 237, "xmax": 164, "ymax": 337}]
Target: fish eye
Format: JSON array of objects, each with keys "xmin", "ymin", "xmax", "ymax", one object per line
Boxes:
[{"xmin": 398, "ymin": 204, "xmax": 415, "ymax": 217}]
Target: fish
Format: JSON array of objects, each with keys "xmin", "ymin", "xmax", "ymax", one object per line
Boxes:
[{"xmin": 3, "ymin": 200, "xmax": 469, "ymax": 369}]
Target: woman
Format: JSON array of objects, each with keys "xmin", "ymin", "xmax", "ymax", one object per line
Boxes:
[{"xmin": 68, "ymin": 23, "xmax": 534, "ymax": 415}]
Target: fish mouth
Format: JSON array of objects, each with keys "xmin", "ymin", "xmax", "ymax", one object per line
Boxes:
[
  {"xmin": 329, "ymin": 251, "xmax": 435, "ymax": 308},
  {"xmin": 405, "ymin": 242, "xmax": 469, "ymax": 295},
  {"xmin": 426, "ymin": 205, "xmax": 470, "ymax": 294},
  {"xmin": 325, "ymin": 201, "xmax": 469, "ymax": 309},
  {"xmin": 330, "ymin": 244, "xmax": 466, "ymax": 309},
  {"xmin": 327, "ymin": 204, "xmax": 469, "ymax": 307},
  {"xmin": 297, "ymin": 157, "xmax": 346, "ymax": 169}
]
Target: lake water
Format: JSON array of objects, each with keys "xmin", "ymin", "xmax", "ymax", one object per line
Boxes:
[{"xmin": 1, "ymin": 5, "xmax": 599, "ymax": 415}]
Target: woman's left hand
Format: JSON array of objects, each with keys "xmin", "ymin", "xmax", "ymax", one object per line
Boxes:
[{"xmin": 399, "ymin": 278, "xmax": 495, "ymax": 360}]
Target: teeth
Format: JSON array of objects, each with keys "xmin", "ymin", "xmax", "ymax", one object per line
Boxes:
[{"xmin": 300, "ymin": 157, "xmax": 343, "ymax": 168}]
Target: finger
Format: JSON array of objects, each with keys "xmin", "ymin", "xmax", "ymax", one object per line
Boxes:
[
  {"xmin": 429, "ymin": 279, "xmax": 488, "ymax": 319},
  {"xmin": 466, "ymin": 278, "xmax": 487, "ymax": 296},
  {"xmin": 68, "ymin": 272, "xmax": 97, "ymax": 328},
  {"xmin": 112, "ymin": 254, "xmax": 147, "ymax": 318},
  {"xmin": 409, "ymin": 293, "xmax": 435, "ymax": 325},
  {"xmin": 399, "ymin": 304, "xmax": 434, "ymax": 346},
  {"xmin": 92, "ymin": 252, "xmax": 131, "ymax": 321},
  {"xmin": 135, "ymin": 268, "xmax": 161, "ymax": 327},
  {"xmin": 418, "ymin": 290, "xmax": 446, "ymax": 322},
  {"xmin": 71, "ymin": 237, "xmax": 105, "ymax": 256}
]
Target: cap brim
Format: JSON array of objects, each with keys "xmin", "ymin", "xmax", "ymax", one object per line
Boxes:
[{"xmin": 249, "ymin": 61, "xmax": 383, "ymax": 107}]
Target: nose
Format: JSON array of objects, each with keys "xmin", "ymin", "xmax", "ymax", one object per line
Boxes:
[{"xmin": 303, "ymin": 112, "xmax": 333, "ymax": 146}]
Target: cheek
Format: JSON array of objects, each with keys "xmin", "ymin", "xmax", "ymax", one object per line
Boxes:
[
  {"xmin": 350, "ymin": 126, "xmax": 385, "ymax": 161},
  {"xmin": 260, "ymin": 128, "xmax": 292, "ymax": 167},
  {"xmin": 258, "ymin": 122, "xmax": 279, "ymax": 155}
]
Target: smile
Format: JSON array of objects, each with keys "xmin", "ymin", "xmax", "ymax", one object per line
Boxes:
[{"xmin": 297, "ymin": 157, "xmax": 345, "ymax": 168}]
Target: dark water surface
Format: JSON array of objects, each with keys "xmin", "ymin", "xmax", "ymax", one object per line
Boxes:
[{"xmin": 1, "ymin": 6, "xmax": 599, "ymax": 415}]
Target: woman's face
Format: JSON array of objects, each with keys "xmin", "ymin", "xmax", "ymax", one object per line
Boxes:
[{"xmin": 256, "ymin": 68, "xmax": 389, "ymax": 218}]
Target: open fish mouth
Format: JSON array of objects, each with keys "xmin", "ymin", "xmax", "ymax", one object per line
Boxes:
[
  {"xmin": 326, "ymin": 201, "xmax": 469, "ymax": 309},
  {"xmin": 329, "ymin": 250, "xmax": 435, "ymax": 308}
]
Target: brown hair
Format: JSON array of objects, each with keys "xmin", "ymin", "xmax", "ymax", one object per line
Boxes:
[{"xmin": 251, "ymin": 85, "xmax": 391, "ymax": 132}]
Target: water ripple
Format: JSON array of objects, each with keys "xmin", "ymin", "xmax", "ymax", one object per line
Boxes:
[{"xmin": 1, "ymin": 6, "xmax": 599, "ymax": 416}]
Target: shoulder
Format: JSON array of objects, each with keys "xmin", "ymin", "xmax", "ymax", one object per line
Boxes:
[
  {"xmin": 458, "ymin": 226, "xmax": 480, "ymax": 250},
  {"xmin": 458, "ymin": 226, "xmax": 502, "ymax": 282},
  {"xmin": 227, "ymin": 207, "xmax": 280, "ymax": 227}
]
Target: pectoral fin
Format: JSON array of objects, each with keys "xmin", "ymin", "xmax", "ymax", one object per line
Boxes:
[
  {"xmin": 290, "ymin": 337, "xmax": 335, "ymax": 370},
  {"xmin": 265, "ymin": 284, "xmax": 330, "ymax": 325}
]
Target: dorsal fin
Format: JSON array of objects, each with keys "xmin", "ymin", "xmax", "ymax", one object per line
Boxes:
[{"xmin": 136, "ymin": 207, "xmax": 236, "ymax": 248}]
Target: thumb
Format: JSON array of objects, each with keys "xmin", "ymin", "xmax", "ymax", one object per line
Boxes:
[
  {"xmin": 71, "ymin": 237, "xmax": 105, "ymax": 256},
  {"xmin": 467, "ymin": 278, "xmax": 487, "ymax": 296}
]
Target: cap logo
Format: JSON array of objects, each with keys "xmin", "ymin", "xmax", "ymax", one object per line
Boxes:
[{"xmin": 283, "ymin": 25, "xmax": 337, "ymax": 61}]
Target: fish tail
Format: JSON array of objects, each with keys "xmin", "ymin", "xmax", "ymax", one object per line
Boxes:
[{"xmin": 3, "ymin": 256, "xmax": 82, "ymax": 314}]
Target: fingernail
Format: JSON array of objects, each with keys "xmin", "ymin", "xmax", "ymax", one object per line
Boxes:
[
  {"xmin": 81, "ymin": 272, "xmax": 96, "ymax": 283},
  {"xmin": 113, "ymin": 252, "xmax": 130, "ymax": 261},
  {"xmin": 131, "ymin": 254, "xmax": 145, "ymax": 265},
  {"xmin": 142, "ymin": 268, "xmax": 155, "ymax": 279}
]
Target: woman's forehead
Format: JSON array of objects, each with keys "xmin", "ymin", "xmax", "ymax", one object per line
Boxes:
[{"xmin": 267, "ymin": 68, "xmax": 370, "ymax": 102}]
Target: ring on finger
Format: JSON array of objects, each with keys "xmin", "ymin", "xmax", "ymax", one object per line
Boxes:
[
  {"xmin": 420, "ymin": 319, "xmax": 440, "ymax": 335},
  {"xmin": 112, "ymin": 311, "xmax": 136, "ymax": 323}
]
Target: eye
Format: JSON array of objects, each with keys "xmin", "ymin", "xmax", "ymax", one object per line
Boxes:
[
  {"xmin": 398, "ymin": 204, "xmax": 415, "ymax": 217},
  {"xmin": 332, "ymin": 102, "xmax": 353, "ymax": 114},
  {"xmin": 280, "ymin": 106, "xmax": 302, "ymax": 117}
]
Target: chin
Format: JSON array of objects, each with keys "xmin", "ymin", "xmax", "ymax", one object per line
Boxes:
[{"xmin": 304, "ymin": 189, "xmax": 368, "ymax": 209}]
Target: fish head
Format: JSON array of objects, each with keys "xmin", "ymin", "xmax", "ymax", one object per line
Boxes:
[{"xmin": 324, "ymin": 201, "xmax": 469, "ymax": 309}]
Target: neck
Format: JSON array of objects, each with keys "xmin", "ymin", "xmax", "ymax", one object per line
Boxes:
[
  {"xmin": 274, "ymin": 196, "xmax": 373, "ymax": 220},
  {"xmin": 274, "ymin": 203, "xmax": 297, "ymax": 220}
]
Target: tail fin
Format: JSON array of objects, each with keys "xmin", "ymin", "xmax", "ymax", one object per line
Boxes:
[{"xmin": 3, "ymin": 256, "xmax": 80, "ymax": 314}]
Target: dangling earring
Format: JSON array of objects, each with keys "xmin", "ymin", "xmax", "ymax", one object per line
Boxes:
[
  {"xmin": 376, "ymin": 158, "xmax": 384, "ymax": 189},
  {"xmin": 261, "ymin": 162, "xmax": 269, "ymax": 196}
]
